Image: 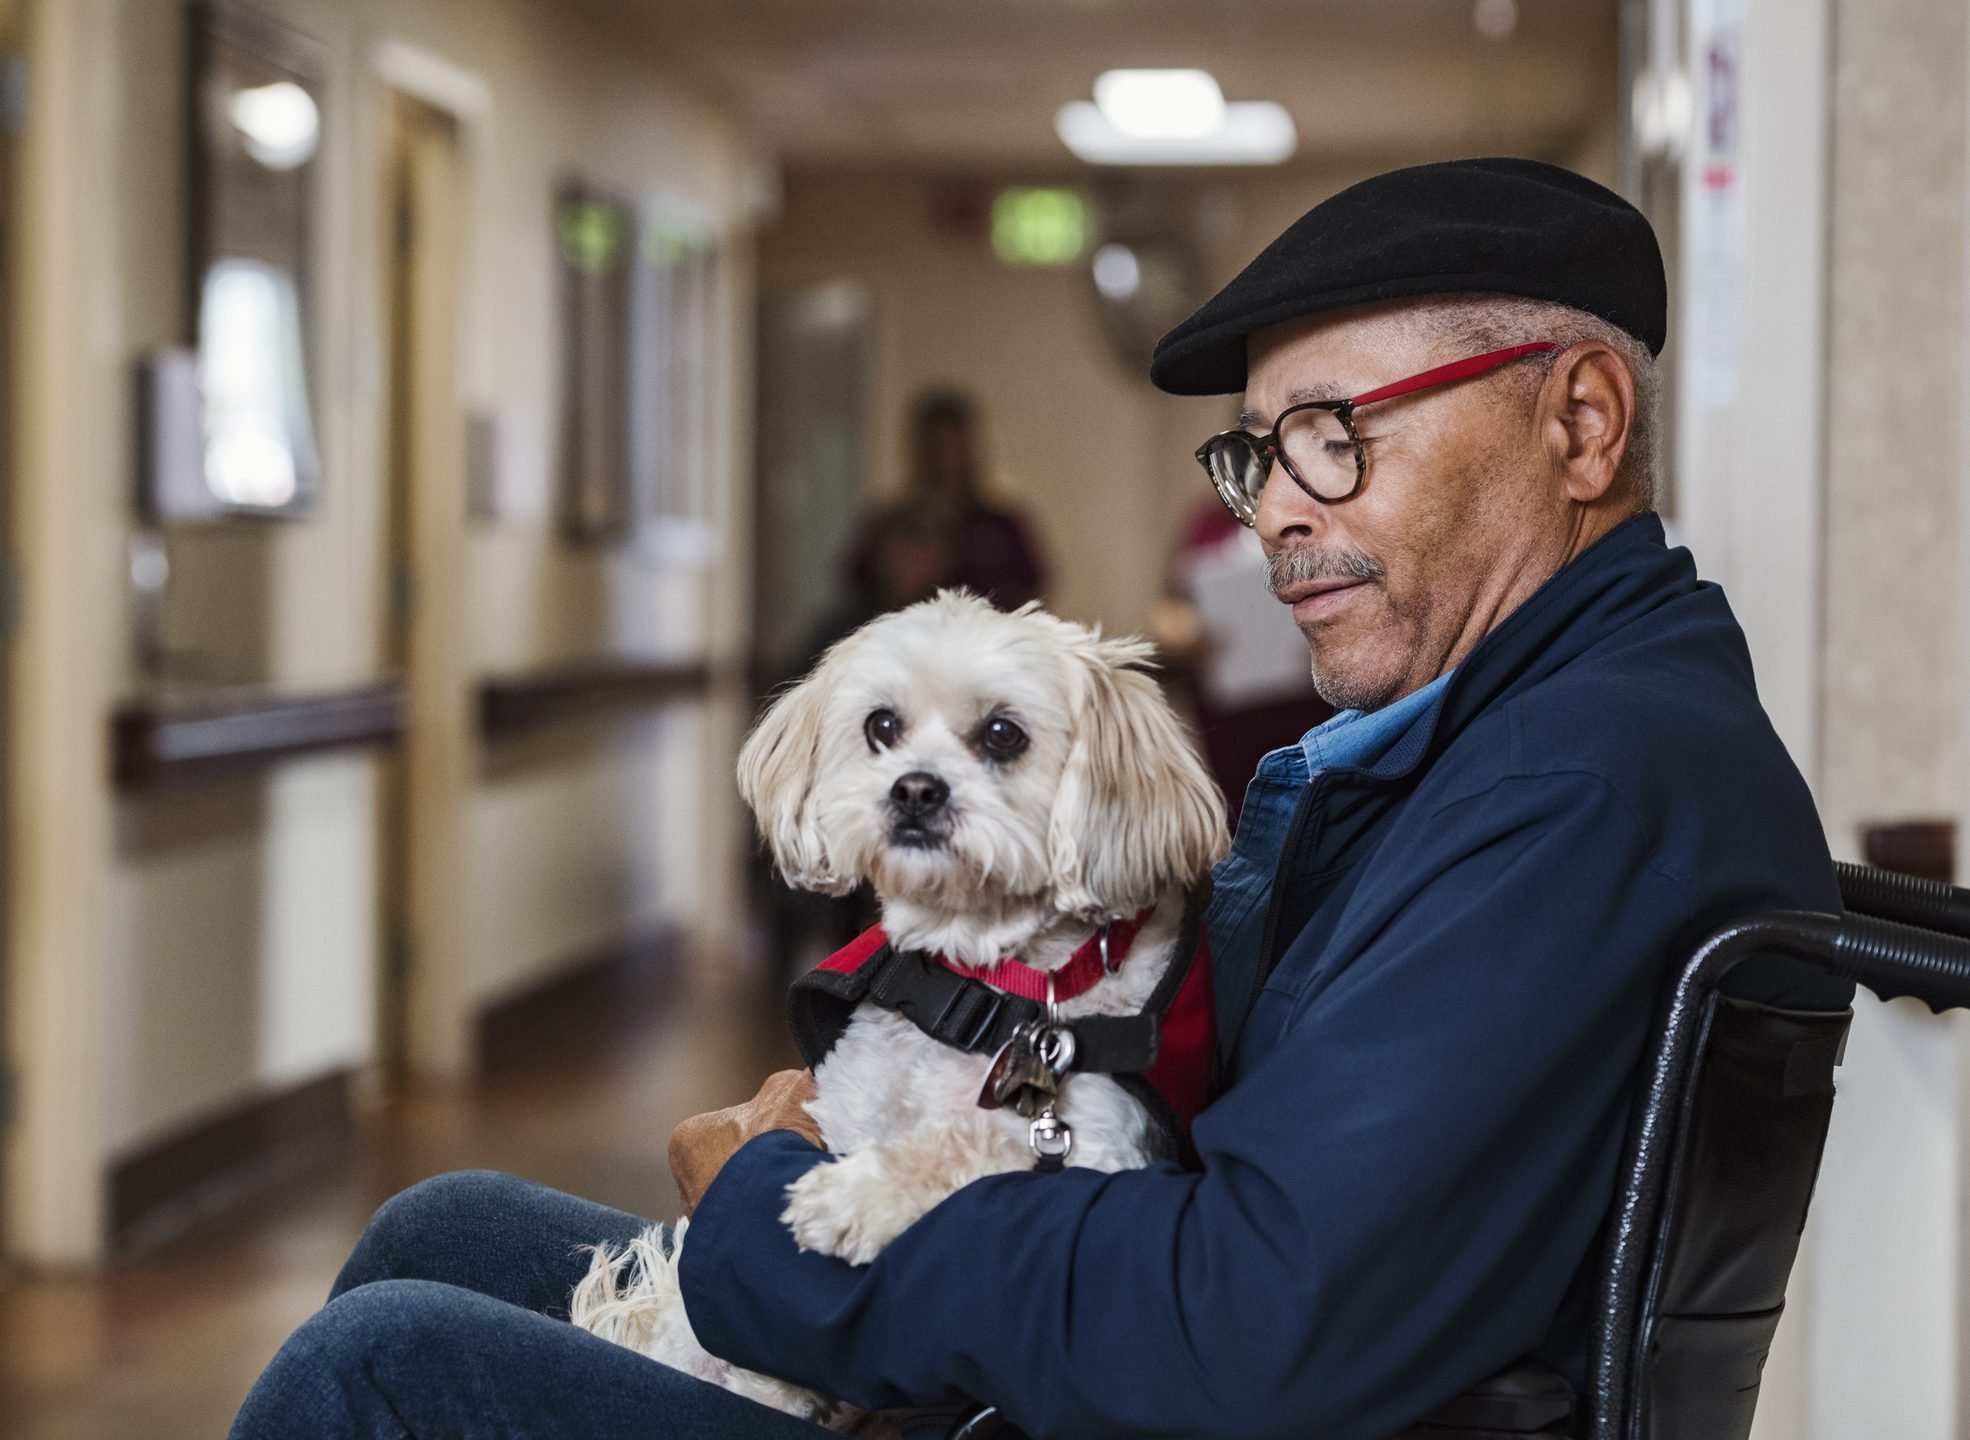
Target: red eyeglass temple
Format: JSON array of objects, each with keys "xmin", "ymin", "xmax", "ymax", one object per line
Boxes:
[{"xmin": 1346, "ymin": 341, "xmax": 1562, "ymax": 409}]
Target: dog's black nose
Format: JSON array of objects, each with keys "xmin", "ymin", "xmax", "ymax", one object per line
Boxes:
[{"xmin": 890, "ymin": 771, "xmax": 949, "ymax": 815}]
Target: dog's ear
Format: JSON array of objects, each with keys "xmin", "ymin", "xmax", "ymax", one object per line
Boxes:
[
  {"xmin": 736, "ymin": 663, "xmax": 854, "ymax": 896},
  {"xmin": 1048, "ymin": 634, "xmax": 1227, "ymax": 916}
]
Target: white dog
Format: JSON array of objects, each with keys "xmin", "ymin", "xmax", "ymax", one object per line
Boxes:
[{"xmin": 569, "ymin": 591, "xmax": 1227, "ymax": 1424}]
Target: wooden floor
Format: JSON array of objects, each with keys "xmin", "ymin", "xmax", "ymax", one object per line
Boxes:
[{"xmin": 0, "ymin": 969, "xmax": 798, "ymax": 1440}]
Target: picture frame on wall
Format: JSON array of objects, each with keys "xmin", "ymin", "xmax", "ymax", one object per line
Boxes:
[
  {"xmin": 160, "ymin": 1, "xmax": 325, "ymax": 522},
  {"xmin": 555, "ymin": 182, "xmax": 635, "ymax": 542},
  {"xmin": 630, "ymin": 202, "xmax": 722, "ymax": 560}
]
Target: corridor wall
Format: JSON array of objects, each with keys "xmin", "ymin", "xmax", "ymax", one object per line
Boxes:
[{"xmin": 5, "ymin": 0, "xmax": 759, "ymax": 1263}]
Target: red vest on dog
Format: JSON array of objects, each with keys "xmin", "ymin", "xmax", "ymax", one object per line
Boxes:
[{"xmin": 787, "ymin": 892, "xmax": 1216, "ymax": 1153}]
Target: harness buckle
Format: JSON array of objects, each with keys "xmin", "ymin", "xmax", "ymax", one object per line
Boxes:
[{"xmin": 952, "ymin": 988, "xmax": 1007, "ymax": 1052}]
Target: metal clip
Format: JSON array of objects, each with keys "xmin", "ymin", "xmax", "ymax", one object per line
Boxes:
[
  {"xmin": 1037, "ymin": 1024, "xmax": 1075, "ymax": 1079},
  {"xmin": 1029, "ymin": 1105, "xmax": 1074, "ymax": 1172},
  {"xmin": 1099, "ymin": 923, "xmax": 1117, "ymax": 975}
]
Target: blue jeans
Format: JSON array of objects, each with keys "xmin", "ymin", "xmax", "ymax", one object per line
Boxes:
[{"xmin": 229, "ymin": 1170, "xmax": 837, "ymax": 1439}]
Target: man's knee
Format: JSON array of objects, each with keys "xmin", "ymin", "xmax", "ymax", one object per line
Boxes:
[
  {"xmin": 231, "ymin": 1281, "xmax": 458, "ymax": 1438},
  {"xmin": 333, "ymin": 1170, "xmax": 530, "ymax": 1298}
]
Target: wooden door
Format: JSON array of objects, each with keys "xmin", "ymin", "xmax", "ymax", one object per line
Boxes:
[{"xmin": 378, "ymin": 95, "xmax": 471, "ymax": 1084}]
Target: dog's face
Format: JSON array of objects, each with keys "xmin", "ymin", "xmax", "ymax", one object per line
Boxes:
[{"xmin": 738, "ymin": 593, "xmax": 1226, "ymax": 926}]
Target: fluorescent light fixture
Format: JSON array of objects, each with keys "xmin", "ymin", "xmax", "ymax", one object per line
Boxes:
[
  {"xmin": 1057, "ymin": 98, "xmax": 1297, "ymax": 165},
  {"xmin": 1093, "ymin": 69, "xmax": 1226, "ymax": 140}
]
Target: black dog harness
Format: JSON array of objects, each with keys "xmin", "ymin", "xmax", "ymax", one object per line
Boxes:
[{"xmin": 788, "ymin": 891, "xmax": 1214, "ymax": 1158}]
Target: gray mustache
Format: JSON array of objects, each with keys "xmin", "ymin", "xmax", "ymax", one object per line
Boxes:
[{"xmin": 1266, "ymin": 546, "xmax": 1386, "ymax": 597}]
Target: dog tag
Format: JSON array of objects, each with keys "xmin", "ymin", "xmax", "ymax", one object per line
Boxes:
[
  {"xmin": 1029, "ymin": 1105, "xmax": 1074, "ymax": 1172},
  {"xmin": 978, "ymin": 1022, "xmax": 1055, "ymax": 1113}
]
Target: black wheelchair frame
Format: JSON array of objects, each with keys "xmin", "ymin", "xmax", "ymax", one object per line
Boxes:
[{"xmin": 1402, "ymin": 861, "xmax": 1970, "ymax": 1440}]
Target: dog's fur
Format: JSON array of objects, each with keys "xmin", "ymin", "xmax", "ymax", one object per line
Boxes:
[{"xmin": 569, "ymin": 592, "xmax": 1227, "ymax": 1422}]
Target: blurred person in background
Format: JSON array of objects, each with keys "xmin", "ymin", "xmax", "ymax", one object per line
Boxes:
[
  {"xmin": 755, "ymin": 402, "xmax": 986, "ymax": 980},
  {"xmin": 844, "ymin": 388, "xmax": 1047, "ymax": 614},
  {"xmin": 755, "ymin": 389, "xmax": 1050, "ymax": 980}
]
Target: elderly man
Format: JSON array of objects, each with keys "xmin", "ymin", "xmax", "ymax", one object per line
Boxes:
[{"xmin": 232, "ymin": 159, "xmax": 1848, "ymax": 1440}]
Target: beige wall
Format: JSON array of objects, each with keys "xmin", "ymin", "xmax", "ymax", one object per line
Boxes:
[
  {"xmin": 1818, "ymin": 0, "xmax": 1965, "ymax": 858},
  {"xmin": 1721, "ymin": 0, "xmax": 1970, "ymax": 1434},
  {"xmin": 8, "ymin": 0, "xmax": 756, "ymax": 1258},
  {"xmin": 1800, "ymin": 5, "xmax": 1970, "ymax": 1438}
]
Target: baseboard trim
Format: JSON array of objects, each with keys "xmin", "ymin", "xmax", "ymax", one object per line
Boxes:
[
  {"xmin": 477, "ymin": 927, "xmax": 681, "ymax": 1073},
  {"xmin": 108, "ymin": 1068, "xmax": 355, "ymax": 1255}
]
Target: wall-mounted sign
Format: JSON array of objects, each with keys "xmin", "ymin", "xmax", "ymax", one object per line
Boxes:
[
  {"xmin": 1685, "ymin": 0, "xmax": 1743, "ymax": 408},
  {"xmin": 990, "ymin": 188, "xmax": 1089, "ymax": 266}
]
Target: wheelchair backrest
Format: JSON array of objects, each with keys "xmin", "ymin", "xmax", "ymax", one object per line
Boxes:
[
  {"xmin": 1626, "ymin": 994, "xmax": 1848, "ymax": 1439},
  {"xmin": 1588, "ymin": 865, "xmax": 1970, "ymax": 1440}
]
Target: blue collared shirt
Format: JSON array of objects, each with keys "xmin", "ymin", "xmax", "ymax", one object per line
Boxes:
[{"xmin": 1205, "ymin": 671, "xmax": 1456, "ymax": 986}]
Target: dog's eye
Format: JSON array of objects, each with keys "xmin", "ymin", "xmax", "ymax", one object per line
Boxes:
[
  {"xmin": 977, "ymin": 715, "xmax": 1029, "ymax": 760},
  {"xmin": 864, "ymin": 708, "xmax": 903, "ymax": 750}
]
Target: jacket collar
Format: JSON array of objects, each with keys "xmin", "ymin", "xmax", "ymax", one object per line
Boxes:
[{"xmin": 1359, "ymin": 511, "xmax": 1686, "ymax": 786}]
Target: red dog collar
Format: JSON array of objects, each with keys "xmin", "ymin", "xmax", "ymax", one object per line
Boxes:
[{"xmin": 934, "ymin": 909, "xmax": 1153, "ymax": 1003}]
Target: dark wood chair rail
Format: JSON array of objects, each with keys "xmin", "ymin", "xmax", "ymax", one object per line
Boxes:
[
  {"xmin": 477, "ymin": 660, "xmax": 712, "ymax": 739},
  {"xmin": 112, "ymin": 682, "xmax": 406, "ymax": 789}
]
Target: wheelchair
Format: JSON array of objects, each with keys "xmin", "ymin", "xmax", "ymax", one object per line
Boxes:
[
  {"xmin": 1394, "ymin": 860, "xmax": 1970, "ymax": 1440},
  {"xmin": 956, "ymin": 862, "xmax": 1970, "ymax": 1440}
]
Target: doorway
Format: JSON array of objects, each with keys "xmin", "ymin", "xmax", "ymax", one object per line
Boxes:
[
  {"xmin": 377, "ymin": 93, "xmax": 472, "ymax": 1084},
  {"xmin": 751, "ymin": 282, "xmax": 870, "ymax": 686}
]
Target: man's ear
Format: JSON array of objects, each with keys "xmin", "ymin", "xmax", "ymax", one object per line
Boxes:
[{"xmin": 1541, "ymin": 343, "xmax": 1635, "ymax": 503}]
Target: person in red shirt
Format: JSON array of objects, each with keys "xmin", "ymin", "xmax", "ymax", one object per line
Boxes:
[{"xmin": 1153, "ymin": 495, "xmax": 1332, "ymax": 826}]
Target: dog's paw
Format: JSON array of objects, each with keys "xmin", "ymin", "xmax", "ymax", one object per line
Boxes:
[{"xmin": 781, "ymin": 1157, "xmax": 917, "ymax": 1265}]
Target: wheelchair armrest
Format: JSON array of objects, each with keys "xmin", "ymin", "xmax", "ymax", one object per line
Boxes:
[{"xmin": 1393, "ymin": 1358, "xmax": 1576, "ymax": 1437}]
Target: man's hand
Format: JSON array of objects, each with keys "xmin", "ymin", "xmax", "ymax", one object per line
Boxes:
[{"xmin": 669, "ymin": 1069, "xmax": 822, "ymax": 1213}]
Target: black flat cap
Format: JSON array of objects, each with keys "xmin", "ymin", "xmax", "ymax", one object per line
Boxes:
[{"xmin": 1150, "ymin": 157, "xmax": 1667, "ymax": 396}]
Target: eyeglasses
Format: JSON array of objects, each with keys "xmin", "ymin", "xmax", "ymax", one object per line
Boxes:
[{"xmin": 1194, "ymin": 340, "xmax": 1563, "ymax": 524}]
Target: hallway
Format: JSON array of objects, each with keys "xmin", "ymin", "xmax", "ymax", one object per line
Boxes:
[{"xmin": 0, "ymin": 964, "xmax": 794, "ymax": 1440}]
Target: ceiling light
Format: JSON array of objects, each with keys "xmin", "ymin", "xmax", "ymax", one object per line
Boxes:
[
  {"xmin": 226, "ymin": 81, "xmax": 320, "ymax": 170},
  {"xmin": 1056, "ymin": 99, "xmax": 1297, "ymax": 166},
  {"xmin": 1093, "ymin": 69, "xmax": 1226, "ymax": 141},
  {"xmin": 1473, "ymin": 0, "xmax": 1518, "ymax": 41}
]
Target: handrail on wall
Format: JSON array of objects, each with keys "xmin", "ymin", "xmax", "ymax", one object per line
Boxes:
[
  {"xmin": 476, "ymin": 659, "xmax": 712, "ymax": 739},
  {"xmin": 112, "ymin": 682, "xmax": 405, "ymax": 789},
  {"xmin": 111, "ymin": 661, "xmax": 717, "ymax": 787}
]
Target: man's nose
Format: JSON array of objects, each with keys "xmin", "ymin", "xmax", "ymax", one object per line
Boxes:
[
  {"xmin": 1254, "ymin": 464, "xmax": 1329, "ymax": 548},
  {"xmin": 890, "ymin": 772, "xmax": 950, "ymax": 815}
]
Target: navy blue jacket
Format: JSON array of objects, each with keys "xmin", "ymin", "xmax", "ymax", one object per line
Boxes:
[{"xmin": 681, "ymin": 513, "xmax": 1851, "ymax": 1439}]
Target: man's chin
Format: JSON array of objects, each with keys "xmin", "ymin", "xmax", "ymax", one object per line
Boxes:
[{"xmin": 1307, "ymin": 652, "xmax": 1407, "ymax": 713}]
